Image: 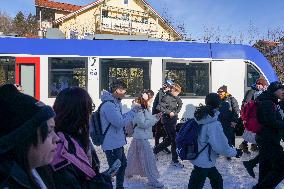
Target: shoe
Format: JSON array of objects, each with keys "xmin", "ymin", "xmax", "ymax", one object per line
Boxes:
[
  {"xmin": 162, "ymin": 148, "xmax": 171, "ymax": 154},
  {"xmin": 239, "ymin": 143, "xmax": 250, "ymax": 154},
  {"xmin": 250, "ymin": 144, "xmax": 258, "ymax": 152},
  {"xmin": 171, "ymin": 161, "xmax": 184, "ymax": 168},
  {"xmin": 226, "ymin": 157, "xmax": 232, "ymax": 160},
  {"xmin": 243, "ymin": 161, "xmax": 255, "ymax": 178},
  {"xmin": 148, "ymin": 180, "xmax": 164, "ymax": 188}
]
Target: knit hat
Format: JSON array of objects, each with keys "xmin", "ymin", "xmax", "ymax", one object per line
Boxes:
[
  {"xmin": 218, "ymin": 85, "xmax": 227, "ymax": 93},
  {"xmin": 256, "ymin": 76, "xmax": 268, "ymax": 86},
  {"xmin": 0, "ymin": 84, "xmax": 55, "ymax": 154},
  {"xmin": 205, "ymin": 93, "xmax": 222, "ymax": 109},
  {"xmin": 267, "ymin": 81, "xmax": 284, "ymax": 93}
]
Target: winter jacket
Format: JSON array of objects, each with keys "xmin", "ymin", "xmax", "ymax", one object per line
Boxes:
[
  {"xmin": 255, "ymin": 91, "xmax": 284, "ymax": 153},
  {"xmin": 152, "ymin": 88, "xmax": 165, "ymax": 114},
  {"xmin": 243, "ymin": 89, "xmax": 256, "ymax": 106},
  {"xmin": 0, "ymin": 160, "xmax": 36, "ymax": 189},
  {"xmin": 50, "ymin": 132, "xmax": 95, "ymax": 189},
  {"xmin": 156, "ymin": 92, "xmax": 183, "ymax": 116},
  {"xmin": 132, "ymin": 109, "xmax": 159, "ymax": 140},
  {"xmin": 100, "ymin": 90, "xmax": 136, "ymax": 151},
  {"xmin": 190, "ymin": 111, "xmax": 237, "ymax": 168},
  {"xmin": 219, "ymin": 95, "xmax": 240, "ymax": 126}
]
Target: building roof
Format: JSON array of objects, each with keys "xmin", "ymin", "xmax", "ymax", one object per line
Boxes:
[
  {"xmin": 53, "ymin": 0, "xmax": 182, "ymax": 39},
  {"xmin": 35, "ymin": 0, "xmax": 83, "ymax": 12}
]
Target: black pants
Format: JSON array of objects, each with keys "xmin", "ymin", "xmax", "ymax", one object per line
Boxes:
[
  {"xmin": 255, "ymin": 144, "xmax": 284, "ymax": 189},
  {"xmin": 154, "ymin": 116, "xmax": 178, "ymax": 163},
  {"xmin": 222, "ymin": 125, "xmax": 235, "ymax": 147},
  {"xmin": 188, "ymin": 166, "xmax": 223, "ymax": 189},
  {"xmin": 105, "ymin": 147, "xmax": 127, "ymax": 189},
  {"xmin": 248, "ymin": 154, "xmax": 259, "ymax": 168},
  {"xmin": 153, "ymin": 120, "xmax": 167, "ymax": 146}
]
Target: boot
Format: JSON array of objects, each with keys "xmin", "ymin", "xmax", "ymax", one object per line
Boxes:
[
  {"xmin": 250, "ymin": 144, "xmax": 258, "ymax": 152},
  {"xmin": 239, "ymin": 142, "xmax": 250, "ymax": 154},
  {"xmin": 243, "ymin": 161, "xmax": 255, "ymax": 178}
]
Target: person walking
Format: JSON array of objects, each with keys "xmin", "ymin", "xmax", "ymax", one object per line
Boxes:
[
  {"xmin": 153, "ymin": 83, "xmax": 183, "ymax": 167},
  {"xmin": 100, "ymin": 80, "xmax": 140, "ymax": 189},
  {"xmin": 188, "ymin": 93, "xmax": 242, "ymax": 189},
  {"xmin": 126, "ymin": 90, "xmax": 164, "ymax": 188}
]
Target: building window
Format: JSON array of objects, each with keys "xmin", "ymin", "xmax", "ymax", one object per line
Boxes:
[
  {"xmin": 100, "ymin": 59, "xmax": 150, "ymax": 97},
  {"xmin": 102, "ymin": 10, "xmax": 108, "ymax": 18},
  {"xmin": 247, "ymin": 64, "xmax": 260, "ymax": 87},
  {"xmin": 124, "ymin": 0, "xmax": 128, "ymax": 5},
  {"xmin": 70, "ymin": 31, "xmax": 79, "ymax": 39},
  {"xmin": 48, "ymin": 57, "xmax": 87, "ymax": 97},
  {"xmin": 0, "ymin": 57, "xmax": 15, "ymax": 85},
  {"xmin": 142, "ymin": 17, "xmax": 148, "ymax": 24},
  {"xmin": 164, "ymin": 61, "xmax": 210, "ymax": 97},
  {"xmin": 122, "ymin": 13, "xmax": 129, "ymax": 21}
]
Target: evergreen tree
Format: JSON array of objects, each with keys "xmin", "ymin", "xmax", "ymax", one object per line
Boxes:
[{"xmin": 12, "ymin": 11, "xmax": 26, "ymax": 36}]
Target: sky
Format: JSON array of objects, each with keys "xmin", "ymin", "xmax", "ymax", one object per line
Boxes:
[{"xmin": 2, "ymin": 0, "xmax": 284, "ymax": 43}]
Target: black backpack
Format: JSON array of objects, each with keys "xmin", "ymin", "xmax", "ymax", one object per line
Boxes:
[{"xmin": 90, "ymin": 101, "xmax": 114, "ymax": 146}]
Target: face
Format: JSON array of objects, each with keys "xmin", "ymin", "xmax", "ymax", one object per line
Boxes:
[
  {"xmin": 274, "ymin": 88, "xmax": 284, "ymax": 100},
  {"xmin": 28, "ymin": 118, "xmax": 59, "ymax": 169},
  {"xmin": 113, "ymin": 88, "xmax": 127, "ymax": 99},
  {"xmin": 256, "ymin": 84, "xmax": 264, "ymax": 91},
  {"xmin": 217, "ymin": 90, "xmax": 226, "ymax": 99}
]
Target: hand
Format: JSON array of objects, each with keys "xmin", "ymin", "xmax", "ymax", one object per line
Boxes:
[
  {"xmin": 231, "ymin": 122, "xmax": 237, "ymax": 128},
  {"xmin": 169, "ymin": 112, "xmax": 175, "ymax": 117},
  {"xmin": 235, "ymin": 148, "xmax": 243, "ymax": 158}
]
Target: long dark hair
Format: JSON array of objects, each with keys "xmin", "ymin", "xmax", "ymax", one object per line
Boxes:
[
  {"xmin": 2, "ymin": 122, "xmax": 49, "ymax": 189},
  {"xmin": 53, "ymin": 87, "xmax": 93, "ymax": 152},
  {"xmin": 194, "ymin": 93, "xmax": 221, "ymax": 121}
]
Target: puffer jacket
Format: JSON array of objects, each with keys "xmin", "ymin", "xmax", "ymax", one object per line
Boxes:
[
  {"xmin": 100, "ymin": 90, "xmax": 136, "ymax": 151},
  {"xmin": 190, "ymin": 110, "xmax": 237, "ymax": 168},
  {"xmin": 219, "ymin": 95, "xmax": 240, "ymax": 126},
  {"xmin": 156, "ymin": 92, "xmax": 183, "ymax": 116},
  {"xmin": 132, "ymin": 109, "xmax": 159, "ymax": 140}
]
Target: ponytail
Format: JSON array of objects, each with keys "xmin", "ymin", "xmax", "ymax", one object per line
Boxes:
[{"xmin": 194, "ymin": 104, "xmax": 215, "ymax": 121}]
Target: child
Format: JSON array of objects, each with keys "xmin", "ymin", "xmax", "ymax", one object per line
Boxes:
[
  {"xmin": 153, "ymin": 83, "xmax": 183, "ymax": 167},
  {"xmin": 125, "ymin": 90, "xmax": 164, "ymax": 188},
  {"xmin": 188, "ymin": 93, "xmax": 242, "ymax": 189}
]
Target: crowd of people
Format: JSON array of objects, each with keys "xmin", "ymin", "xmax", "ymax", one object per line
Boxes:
[{"xmin": 0, "ymin": 76, "xmax": 284, "ymax": 189}]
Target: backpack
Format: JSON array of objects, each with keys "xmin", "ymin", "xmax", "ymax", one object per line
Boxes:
[
  {"xmin": 175, "ymin": 119, "xmax": 210, "ymax": 161},
  {"xmin": 125, "ymin": 110, "xmax": 145, "ymax": 137},
  {"xmin": 89, "ymin": 101, "xmax": 114, "ymax": 146},
  {"xmin": 240, "ymin": 100, "xmax": 262, "ymax": 133}
]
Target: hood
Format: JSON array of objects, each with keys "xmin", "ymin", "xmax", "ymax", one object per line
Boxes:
[
  {"xmin": 195, "ymin": 110, "xmax": 220, "ymax": 125},
  {"xmin": 101, "ymin": 90, "xmax": 118, "ymax": 102},
  {"xmin": 256, "ymin": 90, "xmax": 278, "ymax": 104}
]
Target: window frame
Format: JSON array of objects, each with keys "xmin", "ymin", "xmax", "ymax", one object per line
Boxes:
[
  {"xmin": 245, "ymin": 61, "xmax": 262, "ymax": 93},
  {"xmin": 99, "ymin": 58, "xmax": 151, "ymax": 99},
  {"xmin": 48, "ymin": 57, "xmax": 88, "ymax": 98},
  {"xmin": 124, "ymin": 0, "xmax": 129, "ymax": 5},
  {"xmin": 0, "ymin": 56, "xmax": 16, "ymax": 85},
  {"xmin": 162, "ymin": 59, "xmax": 211, "ymax": 99}
]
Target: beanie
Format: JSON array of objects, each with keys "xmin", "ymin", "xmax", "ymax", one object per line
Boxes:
[
  {"xmin": 267, "ymin": 81, "xmax": 284, "ymax": 93},
  {"xmin": 0, "ymin": 84, "xmax": 55, "ymax": 154},
  {"xmin": 218, "ymin": 85, "xmax": 227, "ymax": 93}
]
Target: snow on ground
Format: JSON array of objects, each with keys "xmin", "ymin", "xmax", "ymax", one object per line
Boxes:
[{"xmin": 95, "ymin": 137, "xmax": 284, "ymax": 189}]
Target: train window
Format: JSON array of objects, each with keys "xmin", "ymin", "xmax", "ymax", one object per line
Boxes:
[
  {"xmin": 0, "ymin": 57, "xmax": 15, "ymax": 85},
  {"xmin": 247, "ymin": 64, "xmax": 260, "ymax": 87},
  {"xmin": 164, "ymin": 61, "xmax": 209, "ymax": 97},
  {"xmin": 48, "ymin": 57, "xmax": 87, "ymax": 97},
  {"xmin": 100, "ymin": 59, "xmax": 150, "ymax": 97}
]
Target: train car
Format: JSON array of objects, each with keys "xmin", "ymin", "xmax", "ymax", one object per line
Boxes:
[{"xmin": 0, "ymin": 38, "xmax": 278, "ymax": 122}]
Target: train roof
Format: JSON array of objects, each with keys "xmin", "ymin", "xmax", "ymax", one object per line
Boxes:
[{"xmin": 0, "ymin": 38, "xmax": 278, "ymax": 82}]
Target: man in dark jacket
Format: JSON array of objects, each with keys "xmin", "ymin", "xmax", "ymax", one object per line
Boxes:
[
  {"xmin": 153, "ymin": 83, "xmax": 183, "ymax": 167},
  {"xmin": 152, "ymin": 80, "xmax": 174, "ymax": 153},
  {"xmin": 217, "ymin": 85, "xmax": 240, "ymax": 151},
  {"xmin": 253, "ymin": 81, "xmax": 284, "ymax": 189}
]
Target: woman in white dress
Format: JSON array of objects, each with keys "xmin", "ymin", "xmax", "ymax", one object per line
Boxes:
[{"xmin": 125, "ymin": 90, "xmax": 163, "ymax": 188}]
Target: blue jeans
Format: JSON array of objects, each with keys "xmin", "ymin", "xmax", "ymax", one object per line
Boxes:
[{"xmin": 105, "ymin": 147, "xmax": 127, "ymax": 189}]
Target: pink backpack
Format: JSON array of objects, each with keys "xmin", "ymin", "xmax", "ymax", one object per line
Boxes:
[{"xmin": 241, "ymin": 100, "xmax": 262, "ymax": 133}]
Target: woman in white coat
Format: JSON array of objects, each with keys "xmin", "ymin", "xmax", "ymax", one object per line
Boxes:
[{"xmin": 125, "ymin": 90, "xmax": 163, "ymax": 188}]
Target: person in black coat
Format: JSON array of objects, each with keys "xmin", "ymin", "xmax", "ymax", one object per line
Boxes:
[
  {"xmin": 253, "ymin": 81, "xmax": 284, "ymax": 189},
  {"xmin": 0, "ymin": 84, "xmax": 59, "ymax": 189},
  {"xmin": 153, "ymin": 83, "xmax": 183, "ymax": 167},
  {"xmin": 152, "ymin": 80, "xmax": 174, "ymax": 153},
  {"xmin": 217, "ymin": 85, "xmax": 240, "ymax": 152}
]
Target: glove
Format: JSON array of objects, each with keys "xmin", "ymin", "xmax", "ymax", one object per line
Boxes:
[{"xmin": 235, "ymin": 148, "xmax": 243, "ymax": 158}]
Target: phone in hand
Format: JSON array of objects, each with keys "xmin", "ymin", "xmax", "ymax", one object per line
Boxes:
[{"xmin": 106, "ymin": 159, "xmax": 121, "ymax": 176}]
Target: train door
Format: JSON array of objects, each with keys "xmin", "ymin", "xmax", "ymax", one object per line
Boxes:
[{"xmin": 15, "ymin": 57, "xmax": 40, "ymax": 100}]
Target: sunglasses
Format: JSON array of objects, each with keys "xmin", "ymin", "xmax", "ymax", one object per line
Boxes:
[{"xmin": 217, "ymin": 90, "xmax": 224, "ymax": 93}]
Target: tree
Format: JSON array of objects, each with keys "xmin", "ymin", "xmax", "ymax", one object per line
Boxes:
[
  {"xmin": 0, "ymin": 11, "xmax": 13, "ymax": 34},
  {"xmin": 12, "ymin": 11, "xmax": 26, "ymax": 36},
  {"xmin": 26, "ymin": 13, "xmax": 38, "ymax": 35}
]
